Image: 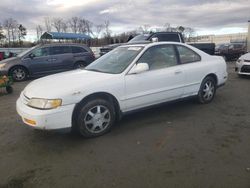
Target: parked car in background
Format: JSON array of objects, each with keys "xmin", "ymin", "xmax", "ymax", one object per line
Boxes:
[
  {"xmin": 17, "ymin": 42, "xmax": 227, "ymax": 138},
  {"xmin": 0, "ymin": 43, "xmax": 95, "ymax": 81},
  {"xmin": 235, "ymin": 52, "xmax": 250, "ymax": 75},
  {"xmin": 99, "ymin": 32, "xmax": 185, "ymax": 56},
  {"xmin": 215, "ymin": 43, "xmax": 246, "ymax": 61},
  {"xmin": 99, "ymin": 32, "xmax": 215, "ymax": 56}
]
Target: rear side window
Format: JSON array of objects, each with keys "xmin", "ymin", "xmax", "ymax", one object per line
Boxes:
[
  {"xmin": 51, "ymin": 46, "xmax": 71, "ymax": 55},
  {"xmin": 138, "ymin": 45, "xmax": 178, "ymax": 70},
  {"xmin": 71, "ymin": 46, "xmax": 87, "ymax": 53},
  {"xmin": 176, "ymin": 45, "xmax": 201, "ymax": 64},
  {"xmin": 153, "ymin": 34, "xmax": 180, "ymax": 42}
]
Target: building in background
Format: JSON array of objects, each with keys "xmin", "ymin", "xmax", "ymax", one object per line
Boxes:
[{"xmin": 190, "ymin": 33, "xmax": 247, "ymax": 44}]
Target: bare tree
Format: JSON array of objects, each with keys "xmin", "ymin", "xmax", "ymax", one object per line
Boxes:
[
  {"xmin": 138, "ymin": 24, "xmax": 151, "ymax": 34},
  {"xmin": 85, "ymin": 20, "xmax": 93, "ymax": 36},
  {"xmin": 103, "ymin": 20, "xmax": 112, "ymax": 41},
  {"xmin": 68, "ymin": 17, "xmax": 79, "ymax": 33},
  {"xmin": 36, "ymin": 25, "xmax": 43, "ymax": 41},
  {"xmin": 78, "ymin": 18, "xmax": 87, "ymax": 34},
  {"xmin": 3, "ymin": 18, "xmax": 18, "ymax": 46},
  {"xmin": 183, "ymin": 27, "xmax": 196, "ymax": 41},
  {"xmin": 44, "ymin": 17, "xmax": 52, "ymax": 32},
  {"xmin": 93, "ymin": 24, "xmax": 104, "ymax": 38},
  {"xmin": 164, "ymin": 23, "xmax": 171, "ymax": 31},
  {"xmin": 18, "ymin": 24, "xmax": 27, "ymax": 46},
  {"xmin": 61, "ymin": 21, "xmax": 68, "ymax": 33},
  {"xmin": 52, "ymin": 17, "xmax": 64, "ymax": 32},
  {"xmin": 0, "ymin": 23, "xmax": 5, "ymax": 44}
]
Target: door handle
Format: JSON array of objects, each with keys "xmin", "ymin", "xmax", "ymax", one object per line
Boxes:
[{"xmin": 174, "ymin": 70, "xmax": 182, "ymax": 74}]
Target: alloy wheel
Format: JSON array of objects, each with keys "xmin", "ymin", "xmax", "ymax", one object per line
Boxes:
[
  {"xmin": 84, "ymin": 105, "xmax": 111, "ymax": 134},
  {"xmin": 202, "ymin": 80, "xmax": 215, "ymax": 101}
]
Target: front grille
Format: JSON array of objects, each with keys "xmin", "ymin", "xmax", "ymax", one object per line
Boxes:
[
  {"xmin": 241, "ymin": 65, "xmax": 250, "ymax": 73},
  {"xmin": 244, "ymin": 59, "xmax": 250, "ymax": 62}
]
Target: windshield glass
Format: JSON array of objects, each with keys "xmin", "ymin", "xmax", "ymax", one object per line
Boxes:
[
  {"xmin": 86, "ymin": 46, "xmax": 144, "ymax": 74},
  {"xmin": 17, "ymin": 46, "xmax": 37, "ymax": 57},
  {"xmin": 128, "ymin": 34, "xmax": 150, "ymax": 43}
]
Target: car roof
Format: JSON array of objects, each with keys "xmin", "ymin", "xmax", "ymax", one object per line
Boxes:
[{"xmin": 39, "ymin": 43, "xmax": 88, "ymax": 47}]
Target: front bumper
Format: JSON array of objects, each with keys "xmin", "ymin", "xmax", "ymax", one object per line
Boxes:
[
  {"xmin": 235, "ymin": 61, "xmax": 250, "ymax": 75},
  {"xmin": 16, "ymin": 97, "xmax": 76, "ymax": 130}
]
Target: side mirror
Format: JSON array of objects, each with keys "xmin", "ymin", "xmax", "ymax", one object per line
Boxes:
[
  {"xmin": 129, "ymin": 63, "xmax": 149, "ymax": 74},
  {"xmin": 29, "ymin": 53, "xmax": 35, "ymax": 59}
]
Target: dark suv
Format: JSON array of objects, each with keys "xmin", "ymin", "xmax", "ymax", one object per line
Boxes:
[
  {"xmin": 0, "ymin": 43, "xmax": 95, "ymax": 81},
  {"xmin": 99, "ymin": 32, "xmax": 185, "ymax": 56}
]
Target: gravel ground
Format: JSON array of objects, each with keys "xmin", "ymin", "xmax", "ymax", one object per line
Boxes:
[{"xmin": 0, "ymin": 62, "xmax": 250, "ymax": 188}]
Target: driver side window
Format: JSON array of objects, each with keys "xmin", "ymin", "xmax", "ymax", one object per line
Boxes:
[
  {"xmin": 31, "ymin": 47, "xmax": 50, "ymax": 58},
  {"xmin": 137, "ymin": 45, "xmax": 178, "ymax": 70}
]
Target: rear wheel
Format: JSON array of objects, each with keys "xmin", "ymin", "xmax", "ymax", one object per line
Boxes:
[
  {"xmin": 10, "ymin": 66, "xmax": 28, "ymax": 81},
  {"xmin": 74, "ymin": 99, "xmax": 115, "ymax": 138},
  {"xmin": 198, "ymin": 76, "xmax": 216, "ymax": 104}
]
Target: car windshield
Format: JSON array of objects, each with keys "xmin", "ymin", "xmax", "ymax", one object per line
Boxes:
[
  {"xmin": 128, "ymin": 34, "xmax": 150, "ymax": 43},
  {"xmin": 17, "ymin": 46, "xmax": 37, "ymax": 57},
  {"xmin": 86, "ymin": 46, "xmax": 144, "ymax": 74}
]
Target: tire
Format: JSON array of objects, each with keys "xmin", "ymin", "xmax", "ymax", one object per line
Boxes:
[
  {"xmin": 74, "ymin": 62, "xmax": 87, "ymax": 69},
  {"xmin": 74, "ymin": 99, "xmax": 116, "ymax": 138},
  {"xmin": 197, "ymin": 76, "xmax": 216, "ymax": 104},
  {"xmin": 10, "ymin": 66, "xmax": 28, "ymax": 82},
  {"xmin": 6, "ymin": 86, "xmax": 13, "ymax": 94}
]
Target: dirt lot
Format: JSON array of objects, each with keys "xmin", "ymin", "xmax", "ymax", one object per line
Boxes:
[{"xmin": 0, "ymin": 62, "xmax": 250, "ymax": 188}]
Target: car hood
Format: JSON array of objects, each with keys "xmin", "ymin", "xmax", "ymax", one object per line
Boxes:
[
  {"xmin": 240, "ymin": 52, "xmax": 250, "ymax": 60},
  {"xmin": 0, "ymin": 57, "xmax": 21, "ymax": 65},
  {"xmin": 23, "ymin": 69, "xmax": 119, "ymax": 105}
]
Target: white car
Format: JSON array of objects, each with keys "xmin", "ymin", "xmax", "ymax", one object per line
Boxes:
[
  {"xmin": 17, "ymin": 42, "xmax": 228, "ymax": 137},
  {"xmin": 235, "ymin": 52, "xmax": 250, "ymax": 75}
]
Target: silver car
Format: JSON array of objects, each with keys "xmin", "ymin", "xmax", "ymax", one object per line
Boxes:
[{"xmin": 0, "ymin": 43, "xmax": 95, "ymax": 81}]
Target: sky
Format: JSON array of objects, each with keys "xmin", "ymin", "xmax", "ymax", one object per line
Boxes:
[{"xmin": 0, "ymin": 0, "xmax": 249, "ymax": 41}]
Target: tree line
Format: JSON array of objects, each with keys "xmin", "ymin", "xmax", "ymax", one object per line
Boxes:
[
  {"xmin": 37, "ymin": 18, "xmax": 196, "ymax": 46},
  {"xmin": 0, "ymin": 16, "xmax": 196, "ymax": 47},
  {"xmin": 0, "ymin": 18, "xmax": 27, "ymax": 47}
]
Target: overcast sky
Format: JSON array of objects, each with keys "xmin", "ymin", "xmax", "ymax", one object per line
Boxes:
[{"xmin": 0, "ymin": 0, "xmax": 249, "ymax": 39}]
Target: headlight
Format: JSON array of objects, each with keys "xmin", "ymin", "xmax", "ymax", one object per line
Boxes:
[
  {"xmin": 27, "ymin": 98, "xmax": 62, "ymax": 109},
  {"xmin": 237, "ymin": 59, "xmax": 244, "ymax": 64},
  {"xmin": 0, "ymin": 63, "xmax": 6, "ymax": 69}
]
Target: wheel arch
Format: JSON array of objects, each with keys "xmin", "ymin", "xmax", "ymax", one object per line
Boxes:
[
  {"xmin": 203, "ymin": 73, "xmax": 218, "ymax": 86},
  {"xmin": 72, "ymin": 92, "xmax": 122, "ymax": 128}
]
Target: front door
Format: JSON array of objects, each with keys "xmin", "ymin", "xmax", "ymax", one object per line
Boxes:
[
  {"xmin": 124, "ymin": 44, "xmax": 185, "ymax": 112},
  {"xmin": 23, "ymin": 47, "xmax": 52, "ymax": 75}
]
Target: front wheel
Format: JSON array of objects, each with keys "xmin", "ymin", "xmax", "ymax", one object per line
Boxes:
[
  {"xmin": 198, "ymin": 76, "xmax": 216, "ymax": 104},
  {"xmin": 74, "ymin": 99, "xmax": 116, "ymax": 138},
  {"xmin": 10, "ymin": 67, "xmax": 28, "ymax": 81}
]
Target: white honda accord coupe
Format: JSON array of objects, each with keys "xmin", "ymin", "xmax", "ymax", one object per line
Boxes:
[{"xmin": 17, "ymin": 42, "xmax": 228, "ymax": 137}]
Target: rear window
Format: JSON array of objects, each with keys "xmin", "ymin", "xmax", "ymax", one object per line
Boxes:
[
  {"xmin": 71, "ymin": 46, "xmax": 88, "ymax": 53},
  {"xmin": 177, "ymin": 45, "xmax": 201, "ymax": 64},
  {"xmin": 50, "ymin": 46, "xmax": 71, "ymax": 55}
]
